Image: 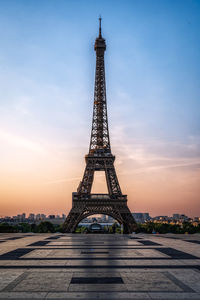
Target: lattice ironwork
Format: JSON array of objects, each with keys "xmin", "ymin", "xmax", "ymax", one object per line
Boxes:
[{"xmin": 63, "ymin": 18, "xmax": 136, "ymax": 234}]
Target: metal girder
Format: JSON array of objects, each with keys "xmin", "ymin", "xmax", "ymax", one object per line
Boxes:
[
  {"xmin": 63, "ymin": 196, "xmax": 137, "ymax": 234},
  {"xmin": 89, "ymin": 54, "xmax": 110, "ymax": 153},
  {"xmin": 77, "ymin": 156, "xmax": 121, "ymax": 195}
]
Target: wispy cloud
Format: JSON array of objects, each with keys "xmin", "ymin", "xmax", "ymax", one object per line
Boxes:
[
  {"xmin": 43, "ymin": 177, "xmax": 81, "ymax": 185},
  {"xmin": 119, "ymin": 160, "xmax": 200, "ymax": 176},
  {"xmin": 111, "ymin": 124, "xmax": 200, "ymax": 176},
  {"xmin": 0, "ymin": 130, "xmax": 45, "ymax": 154}
]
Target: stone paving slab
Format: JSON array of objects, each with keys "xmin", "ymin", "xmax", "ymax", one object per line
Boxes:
[
  {"xmin": 21, "ymin": 248, "xmax": 170, "ymax": 258},
  {"xmin": 46, "ymin": 291, "xmax": 151, "ymax": 299},
  {"xmin": 12, "ymin": 272, "xmax": 72, "ymax": 292},
  {"xmin": 0, "ymin": 233, "xmax": 200, "ymax": 299},
  {"xmin": 0, "ymin": 292, "xmax": 47, "ymax": 299},
  {"xmin": 0, "ymin": 270, "xmax": 24, "ymax": 291}
]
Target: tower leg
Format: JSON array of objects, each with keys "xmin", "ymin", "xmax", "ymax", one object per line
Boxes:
[{"xmin": 63, "ymin": 196, "xmax": 137, "ymax": 234}]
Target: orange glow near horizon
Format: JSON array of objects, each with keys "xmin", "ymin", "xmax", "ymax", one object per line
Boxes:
[{"xmin": 0, "ymin": 136, "xmax": 199, "ymax": 218}]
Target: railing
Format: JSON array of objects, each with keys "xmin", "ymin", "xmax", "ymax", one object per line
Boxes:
[
  {"xmin": 91, "ymin": 194, "xmax": 110, "ymax": 199},
  {"xmin": 72, "ymin": 192, "xmax": 127, "ymax": 202}
]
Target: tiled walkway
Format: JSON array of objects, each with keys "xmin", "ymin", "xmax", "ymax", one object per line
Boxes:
[{"xmin": 0, "ymin": 233, "xmax": 200, "ymax": 299}]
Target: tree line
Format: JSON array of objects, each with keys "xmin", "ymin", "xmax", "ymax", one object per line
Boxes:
[{"xmin": 0, "ymin": 221, "xmax": 200, "ymax": 234}]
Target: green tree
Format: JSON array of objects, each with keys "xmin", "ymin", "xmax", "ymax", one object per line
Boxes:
[
  {"xmin": 0, "ymin": 223, "xmax": 18, "ymax": 233},
  {"xmin": 37, "ymin": 221, "xmax": 55, "ymax": 233},
  {"xmin": 182, "ymin": 222, "xmax": 197, "ymax": 234},
  {"xmin": 19, "ymin": 223, "xmax": 31, "ymax": 233},
  {"xmin": 54, "ymin": 224, "xmax": 63, "ymax": 233}
]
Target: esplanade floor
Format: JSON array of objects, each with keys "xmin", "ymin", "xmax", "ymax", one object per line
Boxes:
[{"xmin": 0, "ymin": 233, "xmax": 200, "ymax": 299}]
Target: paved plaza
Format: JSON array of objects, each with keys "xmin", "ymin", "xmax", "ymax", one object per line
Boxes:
[{"xmin": 0, "ymin": 233, "xmax": 200, "ymax": 299}]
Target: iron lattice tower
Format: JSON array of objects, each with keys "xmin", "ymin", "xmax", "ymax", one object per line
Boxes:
[{"xmin": 63, "ymin": 18, "xmax": 136, "ymax": 234}]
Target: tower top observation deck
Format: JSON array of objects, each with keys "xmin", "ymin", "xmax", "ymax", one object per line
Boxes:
[{"xmin": 95, "ymin": 17, "xmax": 106, "ymax": 53}]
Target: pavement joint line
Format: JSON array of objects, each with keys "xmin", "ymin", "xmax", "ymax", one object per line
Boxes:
[
  {"xmin": 0, "ymin": 265, "xmax": 200, "ymax": 269},
  {"xmin": 163, "ymin": 271, "xmax": 195, "ymax": 292},
  {"xmin": 70, "ymin": 276, "xmax": 124, "ymax": 284},
  {"xmin": 0, "ymin": 246, "xmax": 198, "ymax": 260},
  {"xmin": 24, "ymin": 246, "xmax": 167, "ymax": 249},
  {"xmin": 183, "ymin": 240, "xmax": 200, "ymax": 245},
  {"xmin": 1, "ymin": 257, "xmax": 195, "ymax": 260},
  {"xmin": 1, "ymin": 271, "xmax": 29, "ymax": 292}
]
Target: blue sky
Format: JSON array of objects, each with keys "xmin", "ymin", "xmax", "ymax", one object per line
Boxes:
[{"xmin": 0, "ymin": 0, "xmax": 200, "ymax": 217}]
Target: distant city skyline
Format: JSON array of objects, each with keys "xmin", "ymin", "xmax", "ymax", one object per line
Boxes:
[
  {"xmin": 1, "ymin": 212, "xmax": 199, "ymax": 220},
  {"xmin": 1, "ymin": 212, "xmax": 200, "ymax": 230},
  {"xmin": 0, "ymin": 0, "xmax": 200, "ymax": 217}
]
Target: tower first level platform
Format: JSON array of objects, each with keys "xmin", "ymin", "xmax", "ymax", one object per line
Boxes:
[{"xmin": 63, "ymin": 193, "xmax": 136, "ymax": 234}]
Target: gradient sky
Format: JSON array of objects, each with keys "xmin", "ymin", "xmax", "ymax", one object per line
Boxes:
[{"xmin": 0, "ymin": 0, "xmax": 200, "ymax": 218}]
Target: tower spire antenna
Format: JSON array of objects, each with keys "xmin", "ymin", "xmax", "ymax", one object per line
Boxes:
[{"xmin": 99, "ymin": 16, "xmax": 102, "ymax": 38}]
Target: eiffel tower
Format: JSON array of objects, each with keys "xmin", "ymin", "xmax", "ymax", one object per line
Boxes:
[{"xmin": 63, "ymin": 18, "xmax": 137, "ymax": 234}]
